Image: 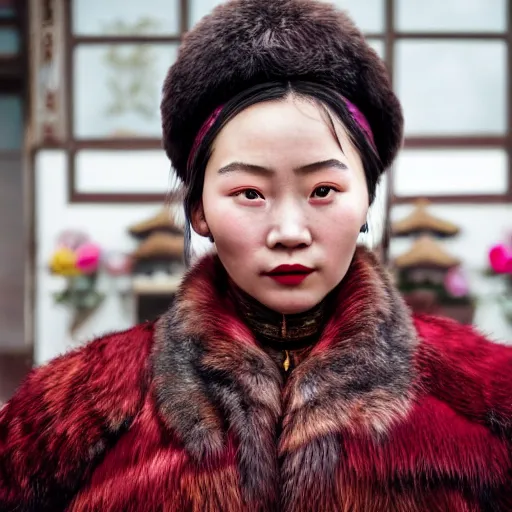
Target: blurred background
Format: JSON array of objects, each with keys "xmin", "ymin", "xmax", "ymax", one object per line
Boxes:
[{"xmin": 0, "ymin": 0, "xmax": 511, "ymax": 403}]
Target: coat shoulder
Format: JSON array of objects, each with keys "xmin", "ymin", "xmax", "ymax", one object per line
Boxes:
[
  {"xmin": 414, "ymin": 314, "xmax": 512, "ymax": 435},
  {"xmin": 0, "ymin": 322, "xmax": 155, "ymax": 510}
]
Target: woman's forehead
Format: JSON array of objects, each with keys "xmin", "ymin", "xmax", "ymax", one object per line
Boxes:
[{"xmin": 209, "ymin": 97, "xmax": 356, "ymax": 163}]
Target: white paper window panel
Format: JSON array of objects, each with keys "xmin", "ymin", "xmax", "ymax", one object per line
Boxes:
[
  {"xmin": 74, "ymin": 44, "xmax": 179, "ymax": 139},
  {"xmin": 368, "ymin": 39, "xmax": 384, "ymax": 59},
  {"xmin": 75, "ymin": 151, "xmax": 174, "ymax": 194},
  {"xmin": 72, "ymin": 0, "xmax": 180, "ymax": 35},
  {"xmin": 395, "ymin": 40, "xmax": 507, "ymax": 136},
  {"xmin": 393, "ymin": 149, "xmax": 508, "ymax": 197},
  {"xmin": 190, "ymin": 0, "xmax": 385, "ymax": 33},
  {"xmin": 396, "ymin": 0, "xmax": 507, "ymax": 33},
  {"xmin": 317, "ymin": 0, "xmax": 385, "ymax": 33},
  {"xmin": 189, "ymin": 0, "xmax": 224, "ymax": 28}
]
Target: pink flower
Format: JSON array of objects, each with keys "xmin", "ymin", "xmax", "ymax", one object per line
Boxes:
[
  {"xmin": 444, "ymin": 267, "xmax": 469, "ymax": 297},
  {"xmin": 489, "ymin": 244, "xmax": 512, "ymax": 274},
  {"xmin": 103, "ymin": 251, "xmax": 132, "ymax": 276},
  {"xmin": 75, "ymin": 243, "xmax": 101, "ymax": 274},
  {"xmin": 57, "ymin": 230, "xmax": 89, "ymax": 251}
]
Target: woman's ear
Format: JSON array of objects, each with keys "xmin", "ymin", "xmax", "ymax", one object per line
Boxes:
[{"xmin": 190, "ymin": 202, "xmax": 210, "ymax": 237}]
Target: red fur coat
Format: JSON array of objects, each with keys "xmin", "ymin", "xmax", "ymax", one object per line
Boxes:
[{"xmin": 1, "ymin": 248, "xmax": 511, "ymax": 511}]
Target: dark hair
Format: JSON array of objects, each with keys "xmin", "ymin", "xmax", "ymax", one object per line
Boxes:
[{"xmin": 183, "ymin": 81, "xmax": 382, "ymax": 263}]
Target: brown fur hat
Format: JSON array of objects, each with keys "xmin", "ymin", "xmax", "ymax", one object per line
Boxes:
[{"xmin": 161, "ymin": 0, "xmax": 403, "ymax": 183}]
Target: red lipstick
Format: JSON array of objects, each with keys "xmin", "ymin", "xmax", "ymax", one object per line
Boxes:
[{"xmin": 264, "ymin": 264, "xmax": 314, "ymax": 286}]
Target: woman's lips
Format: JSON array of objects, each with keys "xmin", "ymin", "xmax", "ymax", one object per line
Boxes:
[{"xmin": 264, "ymin": 264, "xmax": 314, "ymax": 286}]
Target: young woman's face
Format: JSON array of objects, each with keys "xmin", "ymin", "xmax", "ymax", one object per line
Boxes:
[{"xmin": 193, "ymin": 96, "xmax": 369, "ymax": 314}]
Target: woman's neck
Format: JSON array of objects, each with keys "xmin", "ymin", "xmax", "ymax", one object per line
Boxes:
[{"xmin": 229, "ymin": 282, "xmax": 327, "ymax": 351}]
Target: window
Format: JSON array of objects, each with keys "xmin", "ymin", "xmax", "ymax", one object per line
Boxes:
[
  {"xmin": 60, "ymin": 0, "xmax": 183, "ymax": 201},
  {"xmin": 56, "ymin": 0, "xmax": 512, "ymax": 202},
  {"xmin": 390, "ymin": 0, "xmax": 511, "ymax": 203},
  {"xmin": 0, "ymin": 0, "xmax": 25, "ymax": 146}
]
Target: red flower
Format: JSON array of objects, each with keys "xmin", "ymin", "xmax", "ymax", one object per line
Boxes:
[{"xmin": 489, "ymin": 244, "xmax": 512, "ymax": 274}]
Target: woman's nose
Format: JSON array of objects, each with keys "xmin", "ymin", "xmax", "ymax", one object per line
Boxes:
[{"xmin": 266, "ymin": 200, "xmax": 312, "ymax": 250}]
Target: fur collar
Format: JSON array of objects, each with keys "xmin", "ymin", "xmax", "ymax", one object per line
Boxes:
[{"xmin": 153, "ymin": 247, "xmax": 418, "ymax": 508}]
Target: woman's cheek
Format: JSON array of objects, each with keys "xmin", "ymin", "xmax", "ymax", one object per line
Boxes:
[{"xmin": 211, "ymin": 205, "xmax": 262, "ymax": 249}]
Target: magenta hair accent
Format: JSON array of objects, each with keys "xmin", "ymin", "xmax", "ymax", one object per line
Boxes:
[
  {"xmin": 187, "ymin": 105, "xmax": 224, "ymax": 172},
  {"xmin": 343, "ymin": 98, "xmax": 376, "ymax": 148},
  {"xmin": 186, "ymin": 97, "xmax": 375, "ymax": 172}
]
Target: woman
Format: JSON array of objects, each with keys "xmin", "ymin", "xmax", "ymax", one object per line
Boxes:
[{"xmin": 1, "ymin": 1, "xmax": 511, "ymax": 510}]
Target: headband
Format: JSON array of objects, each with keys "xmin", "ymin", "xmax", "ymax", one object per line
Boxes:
[{"xmin": 186, "ymin": 96, "xmax": 376, "ymax": 173}]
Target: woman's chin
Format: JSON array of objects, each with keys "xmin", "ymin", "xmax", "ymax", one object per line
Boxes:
[{"xmin": 257, "ymin": 289, "xmax": 325, "ymax": 315}]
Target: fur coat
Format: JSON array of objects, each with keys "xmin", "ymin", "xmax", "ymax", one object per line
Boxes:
[{"xmin": 1, "ymin": 248, "xmax": 511, "ymax": 511}]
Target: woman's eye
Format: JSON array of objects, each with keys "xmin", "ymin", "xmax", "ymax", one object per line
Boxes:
[
  {"xmin": 233, "ymin": 188, "xmax": 263, "ymax": 200},
  {"xmin": 244, "ymin": 189, "xmax": 261, "ymax": 200},
  {"xmin": 312, "ymin": 186, "xmax": 335, "ymax": 198}
]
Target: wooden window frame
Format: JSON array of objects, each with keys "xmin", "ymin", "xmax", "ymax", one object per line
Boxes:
[
  {"xmin": 380, "ymin": 0, "xmax": 512, "ymax": 259},
  {"xmin": 386, "ymin": 2, "xmax": 512, "ymax": 205},
  {"xmin": 62, "ymin": 0, "xmax": 187, "ymax": 202}
]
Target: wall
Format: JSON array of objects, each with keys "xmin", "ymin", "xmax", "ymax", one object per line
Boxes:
[
  {"xmin": 390, "ymin": 203, "xmax": 512, "ymax": 343},
  {"xmin": 35, "ymin": 150, "xmax": 165, "ymax": 363},
  {"xmin": 0, "ymin": 154, "xmax": 25, "ymax": 353},
  {"xmin": 35, "ymin": 150, "xmax": 215, "ymax": 364},
  {"xmin": 390, "ymin": 143, "xmax": 512, "ymax": 344}
]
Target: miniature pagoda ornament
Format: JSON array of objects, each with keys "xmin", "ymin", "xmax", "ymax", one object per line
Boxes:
[
  {"xmin": 128, "ymin": 207, "xmax": 185, "ymax": 276},
  {"xmin": 127, "ymin": 206, "xmax": 186, "ymax": 323},
  {"xmin": 391, "ymin": 200, "xmax": 475, "ymax": 324}
]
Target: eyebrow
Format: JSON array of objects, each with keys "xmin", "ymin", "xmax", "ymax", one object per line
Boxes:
[
  {"xmin": 217, "ymin": 159, "xmax": 348, "ymax": 176},
  {"xmin": 297, "ymin": 159, "xmax": 348, "ymax": 174},
  {"xmin": 218, "ymin": 162, "xmax": 271, "ymax": 176}
]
